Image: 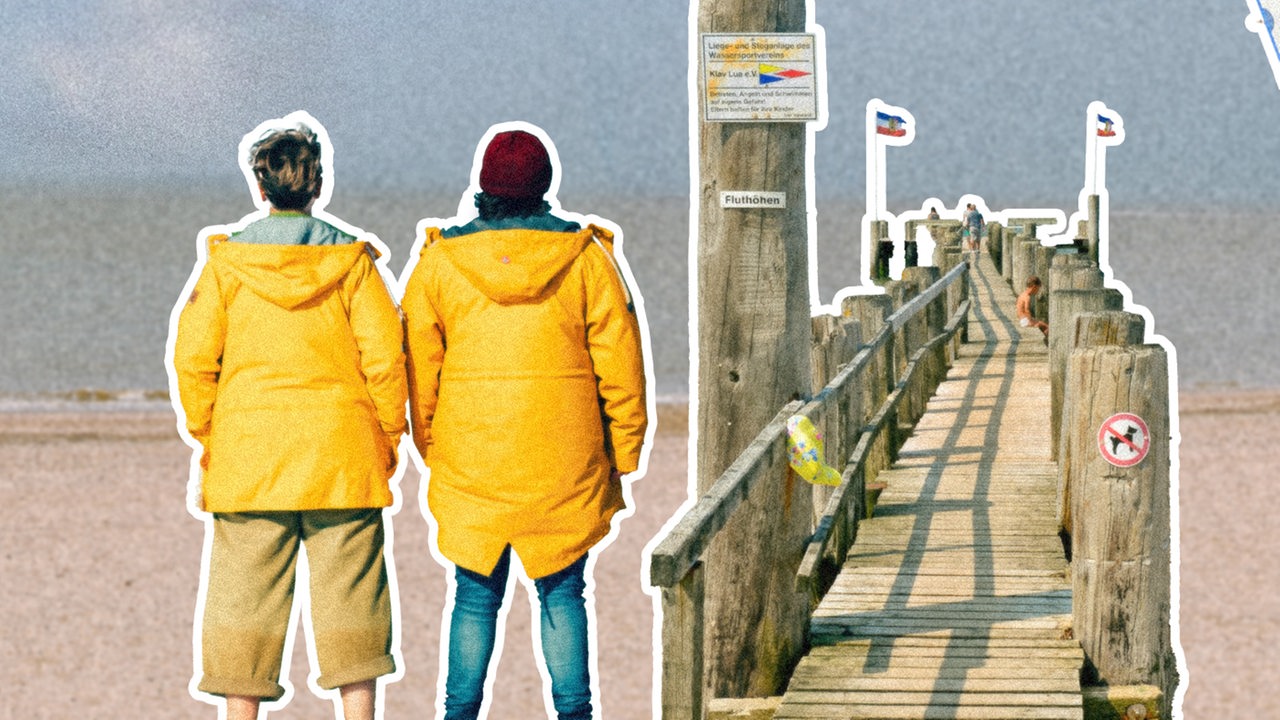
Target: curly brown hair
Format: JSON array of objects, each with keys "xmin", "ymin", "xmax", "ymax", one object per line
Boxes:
[{"xmin": 249, "ymin": 124, "xmax": 322, "ymax": 211}]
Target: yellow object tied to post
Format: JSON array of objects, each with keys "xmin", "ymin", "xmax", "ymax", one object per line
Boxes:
[{"xmin": 785, "ymin": 415, "xmax": 843, "ymax": 487}]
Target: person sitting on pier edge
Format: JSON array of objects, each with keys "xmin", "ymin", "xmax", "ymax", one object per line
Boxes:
[
  {"xmin": 1016, "ymin": 275, "xmax": 1049, "ymax": 340},
  {"xmin": 400, "ymin": 127, "xmax": 648, "ymax": 720}
]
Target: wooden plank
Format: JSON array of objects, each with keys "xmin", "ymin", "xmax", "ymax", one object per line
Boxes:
[
  {"xmin": 776, "ymin": 256, "xmax": 1083, "ymax": 719},
  {"xmin": 811, "ymin": 627, "xmax": 1076, "ymax": 642},
  {"xmin": 792, "ymin": 661, "xmax": 1084, "ymax": 677},
  {"xmin": 792, "ymin": 660, "xmax": 1084, "ymax": 676},
  {"xmin": 785, "ymin": 676, "xmax": 1081, "ymax": 692},
  {"xmin": 813, "ymin": 606, "xmax": 1072, "ymax": 620},
  {"xmin": 779, "ymin": 691, "xmax": 1081, "ymax": 705},
  {"xmin": 818, "ymin": 615, "xmax": 1072, "ymax": 628},
  {"xmin": 816, "ymin": 601, "xmax": 1071, "ymax": 615},
  {"xmin": 805, "ymin": 638, "xmax": 1084, "ymax": 654},
  {"xmin": 660, "ymin": 562, "xmax": 704, "ymax": 720},
  {"xmin": 824, "ymin": 594, "xmax": 1072, "ymax": 606},
  {"xmin": 775, "ymin": 700, "xmax": 1082, "ymax": 719},
  {"xmin": 773, "ymin": 691, "xmax": 1085, "ymax": 707}
]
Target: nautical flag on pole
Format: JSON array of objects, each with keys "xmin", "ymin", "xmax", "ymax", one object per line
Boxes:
[
  {"xmin": 876, "ymin": 111, "xmax": 907, "ymax": 137},
  {"xmin": 1086, "ymin": 101, "xmax": 1124, "ymax": 195}
]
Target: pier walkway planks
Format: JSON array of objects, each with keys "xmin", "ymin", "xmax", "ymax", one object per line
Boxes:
[{"xmin": 775, "ymin": 253, "xmax": 1082, "ymax": 720}]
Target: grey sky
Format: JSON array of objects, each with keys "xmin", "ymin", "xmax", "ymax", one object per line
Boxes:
[{"xmin": 1, "ymin": 1, "xmax": 1276, "ymax": 207}]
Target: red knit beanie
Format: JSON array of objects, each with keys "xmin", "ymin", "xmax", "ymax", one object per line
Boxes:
[{"xmin": 479, "ymin": 130, "xmax": 553, "ymax": 199}]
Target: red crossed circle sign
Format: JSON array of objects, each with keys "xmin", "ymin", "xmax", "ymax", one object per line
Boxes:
[{"xmin": 1097, "ymin": 412, "xmax": 1150, "ymax": 468}]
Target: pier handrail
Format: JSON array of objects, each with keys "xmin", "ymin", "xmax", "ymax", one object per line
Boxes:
[
  {"xmin": 796, "ymin": 294, "xmax": 971, "ymax": 594},
  {"xmin": 649, "ymin": 262, "xmax": 970, "ymax": 588},
  {"xmin": 647, "ymin": 260, "xmax": 971, "ymax": 719}
]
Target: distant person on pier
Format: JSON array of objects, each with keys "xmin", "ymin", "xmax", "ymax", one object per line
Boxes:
[
  {"xmin": 1017, "ymin": 275, "xmax": 1049, "ymax": 340},
  {"xmin": 400, "ymin": 124, "xmax": 649, "ymax": 720},
  {"xmin": 927, "ymin": 206, "xmax": 942, "ymax": 243},
  {"xmin": 964, "ymin": 202, "xmax": 985, "ymax": 253}
]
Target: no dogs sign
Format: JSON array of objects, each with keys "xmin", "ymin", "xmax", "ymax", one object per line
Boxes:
[{"xmin": 1097, "ymin": 412, "xmax": 1150, "ymax": 468}]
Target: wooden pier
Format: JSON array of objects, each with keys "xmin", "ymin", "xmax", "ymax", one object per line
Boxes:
[{"xmin": 774, "ymin": 252, "xmax": 1083, "ymax": 719}]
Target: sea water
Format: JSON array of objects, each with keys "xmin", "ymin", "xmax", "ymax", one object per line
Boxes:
[{"xmin": 0, "ymin": 186, "xmax": 1273, "ymax": 404}]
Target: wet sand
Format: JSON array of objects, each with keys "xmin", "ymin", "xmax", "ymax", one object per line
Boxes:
[{"xmin": 0, "ymin": 393, "xmax": 1273, "ymax": 718}]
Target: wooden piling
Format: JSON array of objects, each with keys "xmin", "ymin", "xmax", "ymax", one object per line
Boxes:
[
  {"xmin": 1048, "ymin": 288, "xmax": 1124, "ymax": 460},
  {"xmin": 1013, "ymin": 237, "xmax": 1039, "ymax": 294},
  {"xmin": 661, "ymin": 563, "xmax": 705, "ymax": 720},
  {"xmin": 1000, "ymin": 225, "xmax": 1015, "ymax": 285},
  {"xmin": 902, "ymin": 267, "xmax": 943, "ymax": 419},
  {"xmin": 694, "ymin": 0, "xmax": 813, "ymax": 700},
  {"xmin": 810, "ymin": 314, "xmax": 862, "ymax": 522},
  {"xmin": 1064, "ymin": 345, "xmax": 1175, "ymax": 706},
  {"xmin": 932, "ymin": 225, "xmax": 962, "ymax": 268},
  {"xmin": 843, "ymin": 294, "xmax": 896, "ymax": 486},
  {"xmin": 903, "ymin": 220, "xmax": 919, "ymax": 268},
  {"xmin": 883, "ymin": 280, "xmax": 919, "ymax": 429},
  {"xmin": 987, "ymin": 221, "xmax": 1003, "ymax": 273},
  {"xmin": 946, "ymin": 257, "xmax": 970, "ymax": 350},
  {"xmin": 872, "ymin": 219, "xmax": 891, "ymax": 281},
  {"xmin": 1087, "ymin": 194, "xmax": 1101, "ymax": 265},
  {"xmin": 1033, "ymin": 245, "xmax": 1054, "ymax": 321},
  {"xmin": 1048, "ymin": 254, "xmax": 1103, "ymax": 299},
  {"xmin": 1057, "ymin": 310, "xmax": 1146, "ymax": 535}
]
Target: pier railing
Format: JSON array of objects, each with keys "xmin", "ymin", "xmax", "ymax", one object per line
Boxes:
[{"xmin": 647, "ymin": 258, "xmax": 971, "ymax": 719}]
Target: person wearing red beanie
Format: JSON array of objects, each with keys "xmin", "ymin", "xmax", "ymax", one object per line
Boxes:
[{"xmin": 401, "ymin": 124, "xmax": 650, "ymax": 720}]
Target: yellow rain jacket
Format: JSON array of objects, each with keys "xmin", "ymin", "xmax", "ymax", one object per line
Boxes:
[
  {"xmin": 402, "ymin": 224, "xmax": 647, "ymax": 578},
  {"xmin": 173, "ymin": 234, "xmax": 407, "ymax": 512}
]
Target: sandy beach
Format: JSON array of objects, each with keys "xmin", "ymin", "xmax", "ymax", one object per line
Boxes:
[{"xmin": 0, "ymin": 392, "xmax": 1274, "ymax": 718}]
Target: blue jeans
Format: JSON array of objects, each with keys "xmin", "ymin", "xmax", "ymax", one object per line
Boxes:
[{"xmin": 444, "ymin": 547, "xmax": 592, "ymax": 720}]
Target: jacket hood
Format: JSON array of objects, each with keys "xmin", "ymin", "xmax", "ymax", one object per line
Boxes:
[
  {"xmin": 431, "ymin": 226, "xmax": 603, "ymax": 304},
  {"xmin": 207, "ymin": 235, "xmax": 376, "ymax": 309}
]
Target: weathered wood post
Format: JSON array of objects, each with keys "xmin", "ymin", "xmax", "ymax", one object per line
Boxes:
[
  {"xmin": 1045, "ymin": 255, "xmax": 1103, "ymax": 326},
  {"xmin": 1048, "ymin": 288, "xmax": 1124, "ymax": 460},
  {"xmin": 942, "ymin": 256, "xmax": 970, "ymax": 352},
  {"xmin": 931, "ymin": 222, "xmax": 952, "ymax": 267},
  {"xmin": 694, "ymin": 0, "xmax": 814, "ymax": 703},
  {"xmin": 1000, "ymin": 224, "xmax": 1015, "ymax": 285},
  {"xmin": 810, "ymin": 315, "xmax": 862, "ymax": 522},
  {"xmin": 1033, "ymin": 245, "xmax": 1054, "ymax": 321},
  {"xmin": 987, "ymin": 221, "xmax": 1003, "ymax": 273},
  {"xmin": 1056, "ymin": 310, "xmax": 1146, "ymax": 535},
  {"xmin": 808, "ymin": 314, "xmax": 864, "ymax": 586},
  {"xmin": 902, "ymin": 266, "xmax": 943, "ymax": 416},
  {"xmin": 1066, "ymin": 344, "xmax": 1176, "ymax": 718},
  {"xmin": 884, "ymin": 279, "xmax": 922, "ymax": 429},
  {"xmin": 872, "ymin": 219, "xmax": 891, "ymax": 281},
  {"xmin": 843, "ymin": 294, "xmax": 895, "ymax": 495},
  {"xmin": 931, "ymin": 224, "xmax": 962, "ymax": 353},
  {"xmin": 661, "ymin": 563, "xmax": 705, "ymax": 720},
  {"xmin": 1013, "ymin": 236, "xmax": 1038, "ymax": 294},
  {"xmin": 903, "ymin": 220, "xmax": 918, "ymax": 268},
  {"xmin": 1086, "ymin": 194, "xmax": 1101, "ymax": 265}
]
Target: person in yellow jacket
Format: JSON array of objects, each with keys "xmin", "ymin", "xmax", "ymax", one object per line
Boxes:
[
  {"xmin": 400, "ymin": 125, "xmax": 650, "ymax": 720},
  {"xmin": 168, "ymin": 113, "xmax": 407, "ymax": 720}
]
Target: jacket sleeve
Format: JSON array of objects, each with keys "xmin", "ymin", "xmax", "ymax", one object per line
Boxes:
[
  {"xmin": 583, "ymin": 237, "xmax": 648, "ymax": 474},
  {"xmin": 401, "ymin": 238, "xmax": 446, "ymax": 462},
  {"xmin": 346, "ymin": 249, "xmax": 408, "ymax": 437},
  {"xmin": 172, "ymin": 261, "xmax": 226, "ymax": 441}
]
